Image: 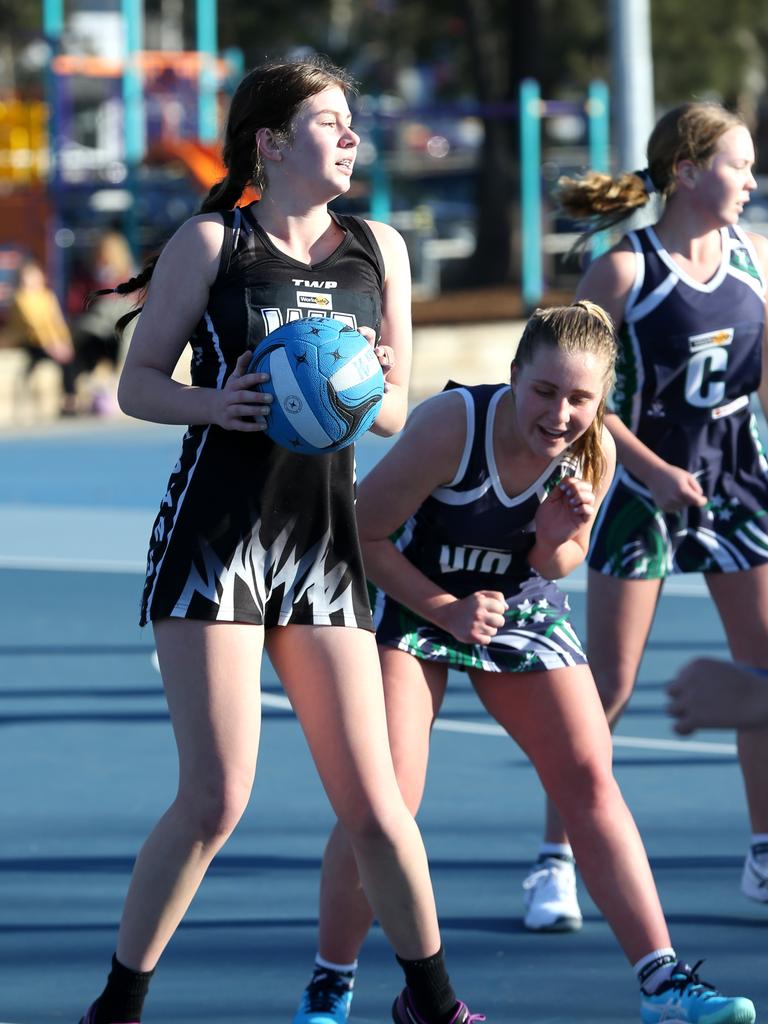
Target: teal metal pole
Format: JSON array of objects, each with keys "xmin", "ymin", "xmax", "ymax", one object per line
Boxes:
[
  {"xmin": 369, "ymin": 110, "xmax": 391, "ymax": 223},
  {"xmin": 587, "ymin": 80, "xmax": 610, "ymax": 256},
  {"xmin": 42, "ymin": 0, "xmax": 64, "ymax": 39},
  {"xmin": 122, "ymin": 0, "xmax": 145, "ymax": 167},
  {"xmin": 42, "ymin": 0, "xmax": 63, "ymax": 182},
  {"xmin": 520, "ymin": 78, "xmax": 542, "ymax": 310},
  {"xmin": 42, "ymin": 0, "xmax": 65, "ymax": 298},
  {"xmin": 587, "ymin": 80, "xmax": 610, "ymax": 172},
  {"xmin": 222, "ymin": 46, "xmax": 245, "ymax": 92},
  {"xmin": 197, "ymin": 0, "xmax": 218, "ymax": 142},
  {"xmin": 122, "ymin": 0, "xmax": 144, "ymax": 256}
]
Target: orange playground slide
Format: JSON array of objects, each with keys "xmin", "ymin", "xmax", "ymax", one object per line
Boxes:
[{"xmin": 145, "ymin": 138, "xmax": 259, "ymax": 203}]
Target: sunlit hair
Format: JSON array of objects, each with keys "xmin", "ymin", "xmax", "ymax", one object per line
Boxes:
[
  {"xmin": 512, "ymin": 300, "xmax": 617, "ymax": 488},
  {"xmin": 557, "ymin": 101, "xmax": 746, "ymax": 247},
  {"xmin": 112, "ymin": 54, "xmax": 356, "ymax": 332}
]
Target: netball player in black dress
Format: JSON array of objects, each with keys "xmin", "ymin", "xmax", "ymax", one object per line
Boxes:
[{"xmin": 77, "ymin": 57, "xmax": 480, "ymax": 1024}]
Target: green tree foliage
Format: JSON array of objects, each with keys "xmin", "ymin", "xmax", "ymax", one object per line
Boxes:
[
  {"xmin": 652, "ymin": 0, "xmax": 768, "ymax": 112},
  {"xmin": 0, "ymin": 0, "xmax": 41, "ymax": 35}
]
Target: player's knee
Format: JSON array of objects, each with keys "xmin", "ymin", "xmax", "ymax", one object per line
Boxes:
[
  {"xmin": 336, "ymin": 799, "xmax": 405, "ymax": 849},
  {"xmin": 177, "ymin": 772, "xmax": 254, "ymax": 845},
  {"xmin": 591, "ymin": 662, "xmax": 636, "ymax": 718},
  {"xmin": 549, "ymin": 759, "xmax": 617, "ymax": 818}
]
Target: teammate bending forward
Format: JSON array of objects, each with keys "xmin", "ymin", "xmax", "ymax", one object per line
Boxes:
[{"xmin": 293, "ymin": 302, "xmax": 756, "ymax": 1024}]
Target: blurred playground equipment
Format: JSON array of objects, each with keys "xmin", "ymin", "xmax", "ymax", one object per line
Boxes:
[
  {"xmin": 0, "ymin": 0, "xmax": 242, "ymax": 313},
  {"xmin": 0, "ymin": 0, "xmax": 610, "ymax": 318}
]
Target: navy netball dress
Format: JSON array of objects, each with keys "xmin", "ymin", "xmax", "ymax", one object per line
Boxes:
[
  {"xmin": 372, "ymin": 383, "xmax": 588, "ymax": 673},
  {"xmin": 140, "ymin": 205, "xmax": 384, "ymax": 630},
  {"xmin": 588, "ymin": 224, "xmax": 768, "ymax": 578}
]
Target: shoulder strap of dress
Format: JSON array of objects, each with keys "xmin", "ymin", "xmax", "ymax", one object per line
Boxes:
[
  {"xmin": 730, "ymin": 223, "xmax": 768, "ymax": 291},
  {"xmin": 333, "ymin": 213, "xmax": 386, "ymax": 287},
  {"xmin": 626, "ymin": 227, "xmax": 646, "ymax": 253},
  {"xmin": 216, "ymin": 206, "xmax": 242, "ymax": 281},
  {"xmin": 622, "ymin": 228, "xmax": 649, "ymax": 320},
  {"xmin": 447, "ymin": 383, "xmax": 506, "ymax": 491}
]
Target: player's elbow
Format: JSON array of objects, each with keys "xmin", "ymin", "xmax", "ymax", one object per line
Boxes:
[
  {"xmin": 116, "ymin": 370, "xmax": 138, "ymax": 416},
  {"xmin": 117, "ymin": 364, "xmax": 151, "ymax": 418}
]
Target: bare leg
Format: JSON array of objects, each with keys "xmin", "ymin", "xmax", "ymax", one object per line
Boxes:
[
  {"xmin": 708, "ymin": 564, "xmax": 768, "ymax": 832},
  {"xmin": 473, "ymin": 665, "xmax": 670, "ymax": 963},
  {"xmin": 667, "ymin": 657, "xmax": 768, "ymax": 733},
  {"xmin": 544, "ymin": 571, "xmax": 663, "ymax": 844},
  {"xmin": 117, "ymin": 619, "xmax": 264, "ymax": 970},
  {"xmin": 315, "ymin": 649, "xmax": 448, "ymax": 964},
  {"xmin": 269, "ymin": 627, "xmax": 446, "ymax": 960}
]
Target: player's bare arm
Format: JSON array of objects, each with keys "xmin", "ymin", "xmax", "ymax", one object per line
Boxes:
[
  {"xmin": 118, "ymin": 216, "xmax": 271, "ymax": 429},
  {"xmin": 366, "ymin": 220, "xmax": 412, "ymax": 435},
  {"xmin": 357, "ymin": 391, "xmax": 505, "ymax": 636}
]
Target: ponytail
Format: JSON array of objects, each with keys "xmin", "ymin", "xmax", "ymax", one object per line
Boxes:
[
  {"xmin": 109, "ymin": 167, "xmax": 251, "ymax": 337},
  {"xmin": 570, "ymin": 396, "xmax": 609, "ymax": 490},
  {"xmin": 558, "ymin": 102, "xmax": 747, "ymax": 253},
  {"xmin": 199, "ymin": 138, "xmax": 254, "ymax": 213},
  {"xmin": 199, "ymin": 174, "xmax": 245, "ymax": 213},
  {"xmin": 557, "ymin": 170, "xmax": 652, "ymax": 252}
]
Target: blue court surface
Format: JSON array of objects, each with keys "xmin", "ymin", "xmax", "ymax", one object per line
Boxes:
[{"xmin": 0, "ymin": 418, "xmax": 765, "ymax": 1024}]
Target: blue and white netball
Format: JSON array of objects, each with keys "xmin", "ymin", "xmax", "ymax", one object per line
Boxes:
[{"xmin": 247, "ymin": 317, "xmax": 385, "ymax": 454}]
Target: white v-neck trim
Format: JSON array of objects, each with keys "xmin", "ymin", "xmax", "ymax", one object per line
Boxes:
[
  {"xmin": 484, "ymin": 387, "xmax": 567, "ymax": 507},
  {"xmin": 645, "ymin": 224, "xmax": 729, "ymax": 293}
]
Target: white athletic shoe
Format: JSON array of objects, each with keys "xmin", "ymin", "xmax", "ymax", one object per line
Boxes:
[
  {"xmin": 741, "ymin": 849, "xmax": 768, "ymax": 903},
  {"xmin": 523, "ymin": 855, "xmax": 583, "ymax": 932}
]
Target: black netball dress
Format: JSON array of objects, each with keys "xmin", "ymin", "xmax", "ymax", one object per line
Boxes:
[
  {"xmin": 372, "ymin": 383, "xmax": 588, "ymax": 673},
  {"xmin": 140, "ymin": 205, "xmax": 385, "ymax": 630}
]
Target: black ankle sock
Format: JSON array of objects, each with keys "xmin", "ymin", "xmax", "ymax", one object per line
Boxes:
[
  {"xmin": 92, "ymin": 954, "xmax": 155, "ymax": 1024},
  {"xmin": 396, "ymin": 947, "xmax": 457, "ymax": 1022}
]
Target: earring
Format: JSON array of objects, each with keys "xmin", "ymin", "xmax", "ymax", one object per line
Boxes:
[{"xmin": 252, "ymin": 151, "xmax": 264, "ymax": 189}]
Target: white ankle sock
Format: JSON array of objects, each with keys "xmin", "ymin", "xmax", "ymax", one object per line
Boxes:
[
  {"xmin": 315, "ymin": 953, "xmax": 358, "ymax": 975},
  {"xmin": 634, "ymin": 948, "xmax": 677, "ymax": 994},
  {"xmin": 750, "ymin": 834, "xmax": 768, "ymax": 863}
]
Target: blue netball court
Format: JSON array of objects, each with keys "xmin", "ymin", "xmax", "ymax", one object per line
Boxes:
[{"xmin": 0, "ymin": 418, "xmax": 764, "ymax": 1023}]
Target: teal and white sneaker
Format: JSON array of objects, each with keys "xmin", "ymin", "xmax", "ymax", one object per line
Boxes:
[
  {"xmin": 292, "ymin": 968, "xmax": 354, "ymax": 1024},
  {"xmin": 640, "ymin": 961, "xmax": 755, "ymax": 1024},
  {"xmin": 741, "ymin": 844, "xmax": 768, "ymax": 902}
]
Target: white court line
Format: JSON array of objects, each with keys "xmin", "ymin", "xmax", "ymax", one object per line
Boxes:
[
  {"xmin": 257, "ymin": 692, "xmax": 736, "ymax": 756},
  {"xmin": 150, "ymin": 659, "xmax": 736, "ymax": 756},
  {"xmin": 6, "ymin": 557, "xmax": 729, "ymax": 755},
  {"xmin": 0, "ymin": 555, "xmax": 145, "ymax": 573},
  {"xmin": 563, "ymin": 575, "xmax": 710, "ymax": 598},
  {"xmin": 0, "ymin": 505, "xmax": 151, "ymax": 573}
]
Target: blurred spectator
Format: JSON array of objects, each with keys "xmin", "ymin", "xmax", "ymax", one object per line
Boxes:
[
  {"xmin": 4, "ymin": 257, "xmax": 79, "ymax": 416},
  {"xmin": 67, "ymin": 229, "xmax": 137, "ymax": 414}
]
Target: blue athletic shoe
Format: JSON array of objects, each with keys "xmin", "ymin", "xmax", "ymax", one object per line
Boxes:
[
  {"xmin": 292, "ymin": 968, "xmax": 354, "ymax": 1024},
  {"xmin": 640, "ymin": 961, "xmax": 755, "ymax": 1024}
]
